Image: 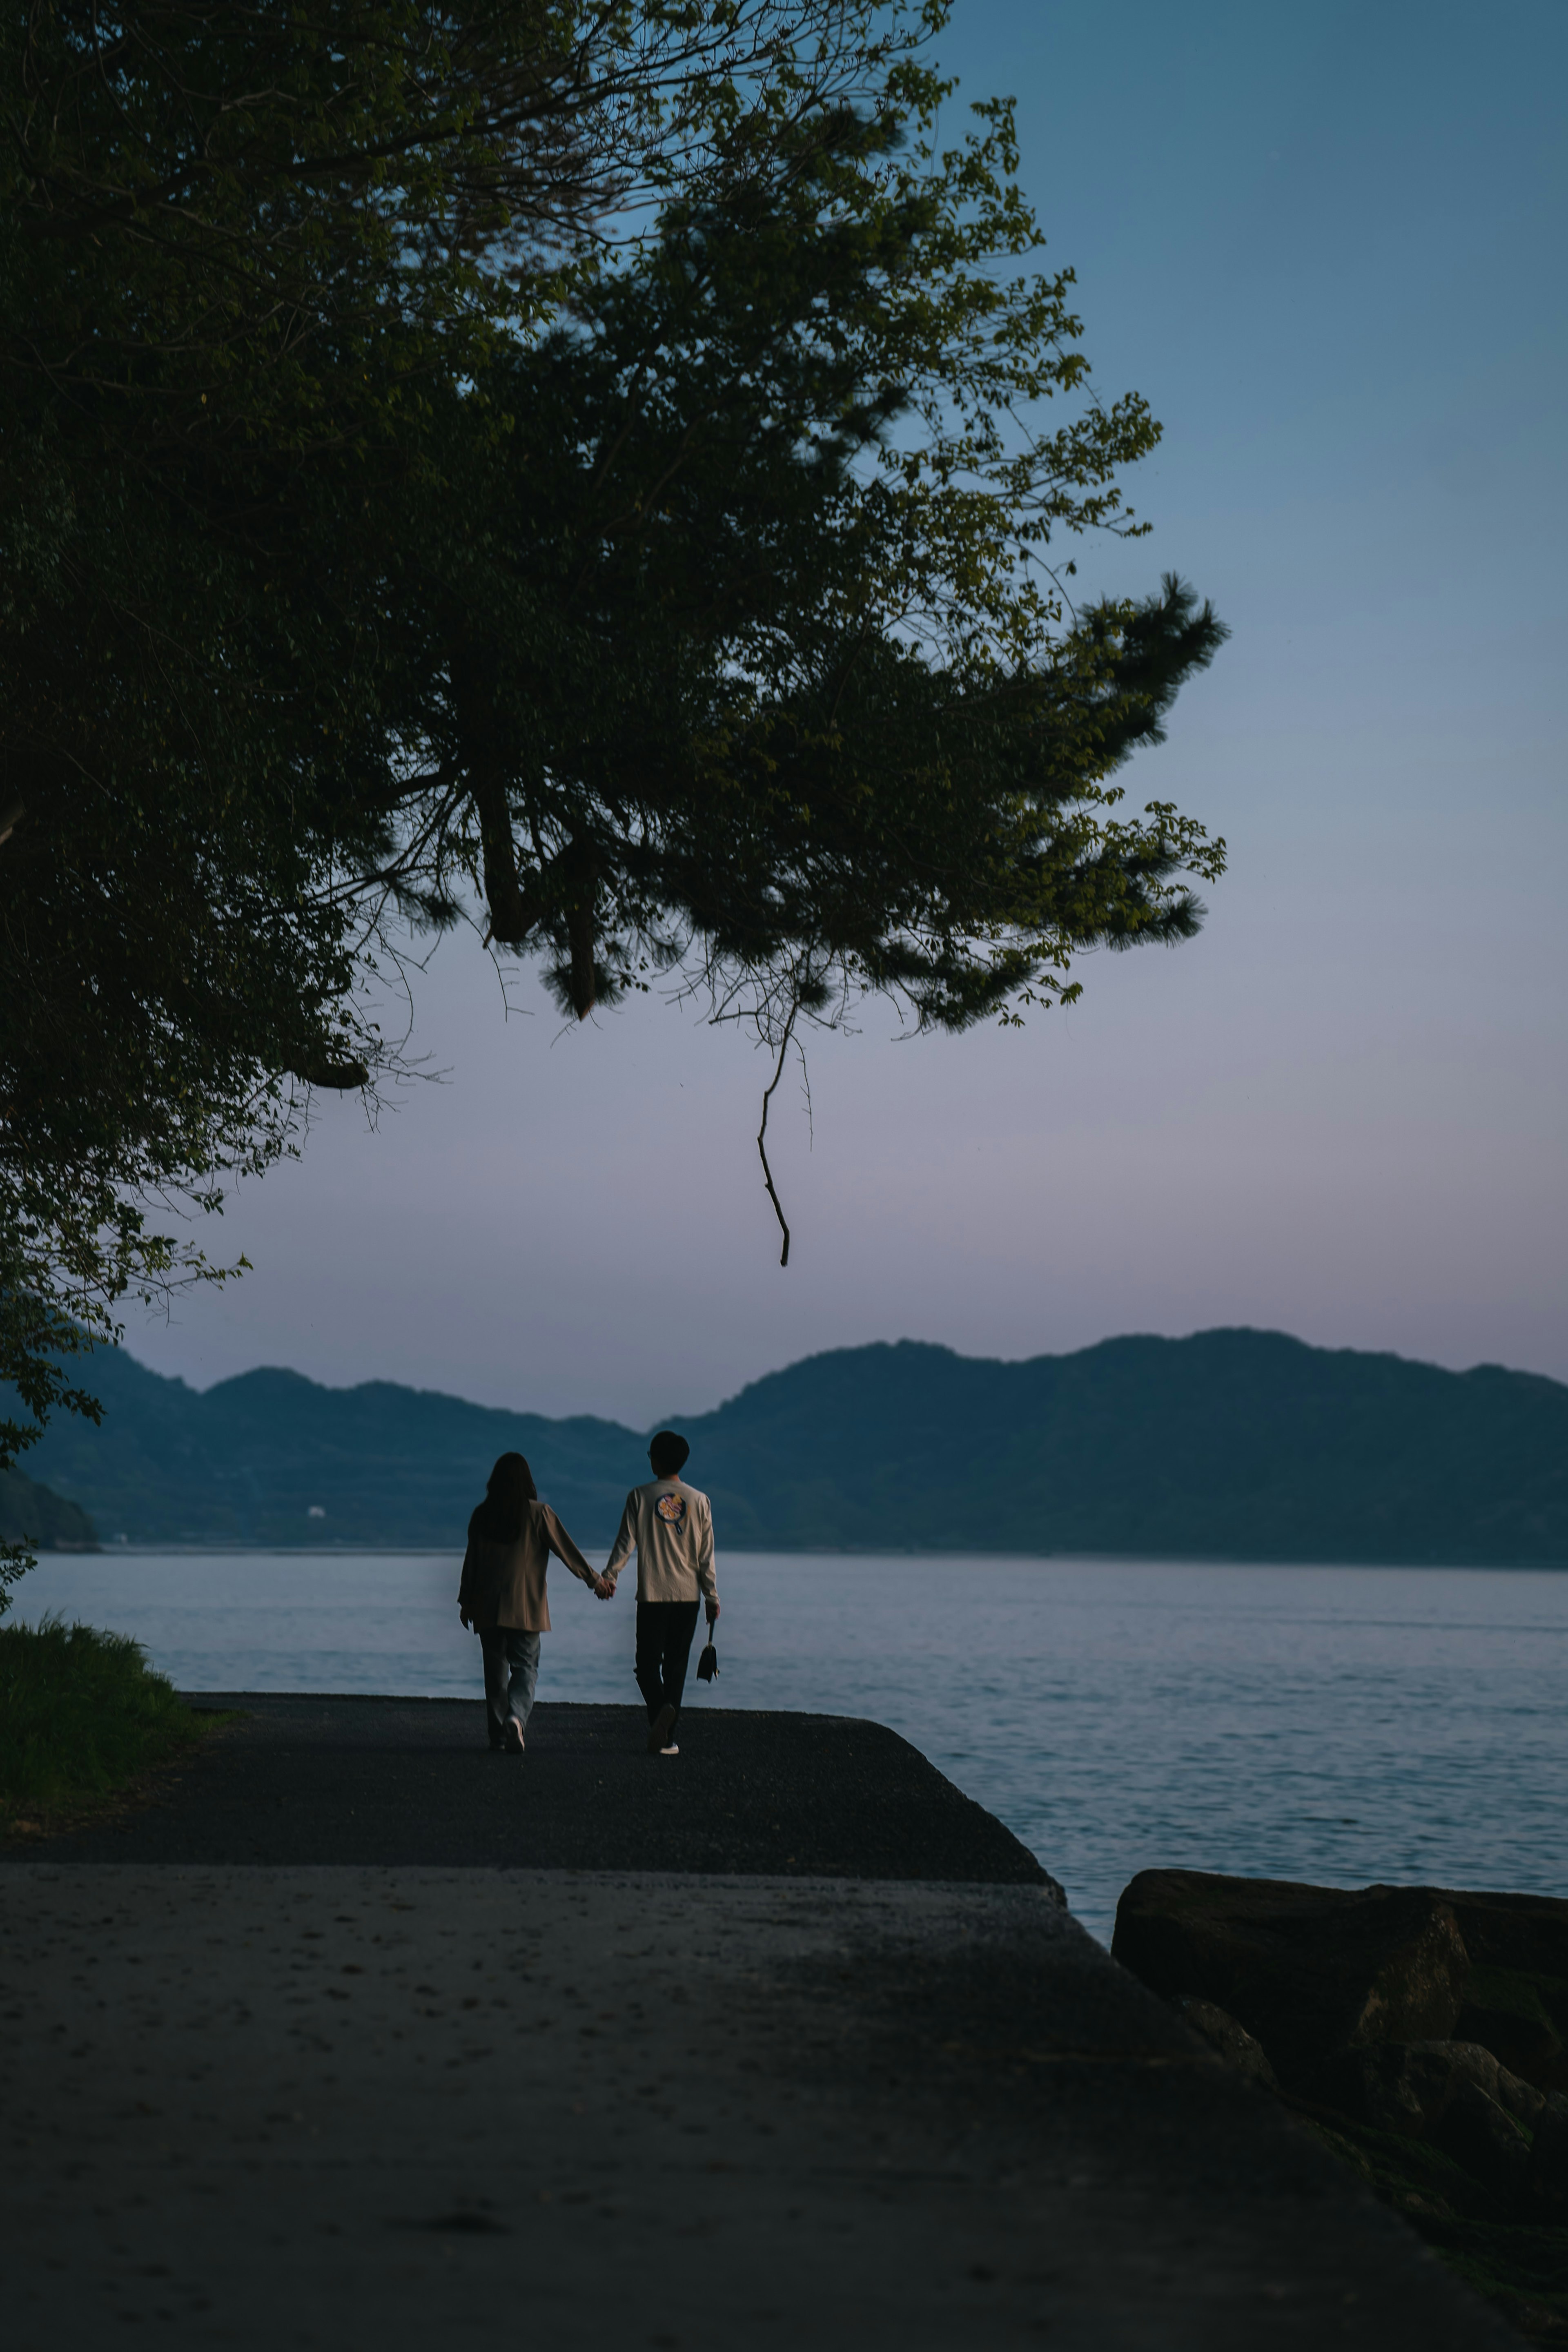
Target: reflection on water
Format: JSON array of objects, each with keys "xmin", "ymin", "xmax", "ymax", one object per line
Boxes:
[{"xmin": 19, "ymin": 1550, "xmax": 1568, "ymax": 1946}]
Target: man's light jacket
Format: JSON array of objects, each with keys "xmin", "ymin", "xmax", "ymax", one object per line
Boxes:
[{"xmin": 603, "ymin": 1478, "xmax": 717, "ymax": 1606}]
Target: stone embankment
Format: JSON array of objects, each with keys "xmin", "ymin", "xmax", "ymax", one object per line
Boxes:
[{"xmin": 1114, "ymin": 1870, "xmax": 1568, "ymax": 2340}]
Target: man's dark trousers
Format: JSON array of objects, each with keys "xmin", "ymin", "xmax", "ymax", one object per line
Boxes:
[{"xmin": 635, "ymin": 1599, "xmax": 701, "ymax": 1733}]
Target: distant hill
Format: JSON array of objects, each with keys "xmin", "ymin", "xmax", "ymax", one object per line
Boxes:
[
  {"xmin": 16, "ymin": 1329, "xmax": 1568, "ymax": 1564},
  {"xmin": 19, "ymin": 1347, "xmax": 638, "ymax": 1550},
  {"xmin": 0, "ymin": 1466, "xmax": 98, "ymax": 1552}
]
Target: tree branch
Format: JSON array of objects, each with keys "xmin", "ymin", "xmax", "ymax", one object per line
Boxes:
[{"xmin": 757, "ymin": 1002, "xmax": 800, "ymax": 1268}]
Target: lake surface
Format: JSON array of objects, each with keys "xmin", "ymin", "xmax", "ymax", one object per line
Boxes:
[{"xmin": 17, "ymin": 1552, "xmax": 1568, "ymax": 1946}]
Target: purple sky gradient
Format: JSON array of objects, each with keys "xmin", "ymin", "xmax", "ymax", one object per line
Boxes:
[{"xmin": 123, "ymin": 0, "xmax": 1568, "ymax": 1425}]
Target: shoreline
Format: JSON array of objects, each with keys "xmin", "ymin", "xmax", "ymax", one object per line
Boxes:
[{"xmin": 24, "ymin": 1544, "xmax": 1568, "ymax": 1568}]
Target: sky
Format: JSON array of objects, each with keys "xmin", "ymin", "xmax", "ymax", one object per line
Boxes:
[{"xmin": 125, "ymin": 0, "xmax": 1568, "ymax": 1427}]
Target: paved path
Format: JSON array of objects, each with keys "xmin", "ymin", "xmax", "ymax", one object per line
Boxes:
[
  {"xmin": 0, "ymin": 1702, "xmax": 1512, "ymax": 2349},
  {"xmin": 1, "ymin": 1695, "xmax": 1049, "ymax": 1880}
]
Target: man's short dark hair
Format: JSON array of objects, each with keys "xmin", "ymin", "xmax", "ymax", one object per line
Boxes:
[{"xmin": 649, "ymin": 1429, "xmax": 690, "ymax": 1477}]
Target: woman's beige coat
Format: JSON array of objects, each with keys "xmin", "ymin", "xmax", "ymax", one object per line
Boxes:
[{"xmin": 458, "ymin": 1500, "xmax": 597, "ymax": 1632}]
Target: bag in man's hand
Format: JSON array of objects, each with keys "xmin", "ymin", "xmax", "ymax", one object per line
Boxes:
[{"xmin": 696, "ymin": 1632, "xmax": 719, "ymax": 1683}]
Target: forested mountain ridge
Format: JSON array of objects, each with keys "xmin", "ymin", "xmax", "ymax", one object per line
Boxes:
[
  {"xmin": 17, "ymin": 1329, "xmax": 1566, "ymax": 1564},
  {"xmin": 0, "ymin": 1467, "xmax": 98, "ymax": 1552}
]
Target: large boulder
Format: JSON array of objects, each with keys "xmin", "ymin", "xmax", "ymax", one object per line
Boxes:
[
  {"xmin": 1325, "ymin": 2036, "xmax": 1547, "ymax": 2135},
  {"xmin": 1112, "ymin": 1871, "xmax": 1568, "ymax": 2096},
  {"xmin": 1112, "ymin": 1871, "xmax": 1471, "ymax": 2089},
  {"xmin": 1114, "ymin": 1867, "xmax": 1568, "ymax": 2320},
  {"xmin": 1172, "ymin": 1996, "xmax": 1280, "ymax": 2090},
  {"xmin": 1436, "ymin": 1887, "xmax": 1568, "ymax": 2094},
  {"xmin": 1532, "ymin": 2100, "xmax": 1568, "ymax": 2216},
  {"xmin": 1430, "ymin": 2077, "xmax": 1535, "ymax": 2199},
  {"xmin": 1318, "ymin": 2038, "xmax": 1565, "ymax": 2200}
]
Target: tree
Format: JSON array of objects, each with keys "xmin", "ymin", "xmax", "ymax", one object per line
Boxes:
[
  {"xmin": 0, "ymin": 0, "xmax": 954, "ymax": 1596},
  {"xmin": 0, "ymin": 5, "xmax": 1227, "ymax": 1594},
  {"xmin": 325, "ymin": 100, "xmax": 1227, "ymax": 1245}
]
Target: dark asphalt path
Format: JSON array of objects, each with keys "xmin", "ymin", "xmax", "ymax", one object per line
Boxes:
[
  {"xmin": 1, "ymin": 1700, "xmax": 1515, "ymax": 2346},
  {"xmin": 2, "ymin": 1867, "xmax": 1511, "ymax": 2350},
  {"xmin": 4, "ymin": 1694, "xmax": 1051, "ymax": 1882}
]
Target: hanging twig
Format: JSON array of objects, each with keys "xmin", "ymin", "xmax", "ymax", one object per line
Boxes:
[{"xmin": 756, "ymin": 1001, "xmax": 799, "ymax": 1268}]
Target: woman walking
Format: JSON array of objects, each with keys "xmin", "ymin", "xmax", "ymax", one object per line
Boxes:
[{"xmin": 458, "ymin": 1452, "xmax": 607, "ymax": 1752}]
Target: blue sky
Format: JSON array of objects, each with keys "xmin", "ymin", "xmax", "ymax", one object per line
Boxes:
[{"xmin": 125, "ymin": 0, "xmax": 1567, "ymax": 1425}]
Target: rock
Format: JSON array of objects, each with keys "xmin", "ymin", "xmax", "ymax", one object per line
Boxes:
[
  {"xmin": 1435, "ymin": 1888, "xmax": 1568, "ymax": 2094},
  {"xmin": 1114, "ymin": 1868, "xmax": 1568, "ymax": 2250},
  {"xmin": 1316, "ymin": 2038, "xmax": 1547, "ymax": 2140},
  {"xmin": 1530, "ymin": 2099, "xmax": 1568, "ymax": 2217},
  {"xmin": 1437, "ymin": 1888, "xmax": 1568, "ymax": 1982},
  {"xmin": 1112, "ymin": 1871, "xmax": 1470, "ymax": 2088},
  {"xmin": 1430, "ymin": 2077, "xmax": 1533, "ymax": 2197},
  {"xmin": 1311, "ymin": 2044, "xmax": 1535, "ymax": 2199},
  {"xmin": 1454, "ymin": 1989, "xmax": 1565, "ymax": 2093},
  {"xmin": 1173, "ymin": 1997, "xmax": 1280, "ymax": 2090},
  {"xmin": 1496, "ymin": 2300, "xmax": 1568, "ymax": 2346}
]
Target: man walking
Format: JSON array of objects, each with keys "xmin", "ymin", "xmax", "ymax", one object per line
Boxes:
[{"xmin": 602, "ymin": 1430, "xmax": 719, "ymax": 1756}]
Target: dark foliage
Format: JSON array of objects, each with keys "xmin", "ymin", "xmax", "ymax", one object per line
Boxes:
[
  {"xmin": 0, "ymin": 1615, "xmax": 203, "ymax": 1822},
  {"xmin": 1, "ymin": 5, "xmax": 1230, "ymax": 1605}
]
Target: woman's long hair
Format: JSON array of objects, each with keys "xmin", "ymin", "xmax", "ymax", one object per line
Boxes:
[{"xmin": 472, "ymin": 1451, "xmax": 537, "ymax": 1543}]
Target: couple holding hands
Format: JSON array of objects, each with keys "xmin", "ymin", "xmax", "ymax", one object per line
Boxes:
[{"xmin": 457, "ymin": 1430, "xmax": 719, "ymax": 1758}]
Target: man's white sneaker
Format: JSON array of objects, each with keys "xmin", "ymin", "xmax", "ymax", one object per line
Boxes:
[
  {"xmin": 502, "ymin": 1717, "xmax": 525, "ymax": 1753},
  {"xmin": 659, "ymin": 1743, "xmax": 679, "ymax": 1757}
]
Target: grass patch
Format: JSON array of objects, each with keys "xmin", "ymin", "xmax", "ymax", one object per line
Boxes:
[{"xmin": 0, "ymin": 1615, "xmax": 209, "ymax": 1832}]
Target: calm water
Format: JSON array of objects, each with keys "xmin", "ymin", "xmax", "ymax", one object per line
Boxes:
[{"xmin": 17, "ymin": 1552, "xmax": 1568, "ymax": 1946}]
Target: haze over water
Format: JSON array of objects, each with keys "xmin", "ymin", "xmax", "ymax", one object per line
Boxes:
[{"xmin": 22, "ymin": 1553, "xmax": 1567, "ymax": 1946}]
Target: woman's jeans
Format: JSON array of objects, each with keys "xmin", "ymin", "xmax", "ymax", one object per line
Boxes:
[{"xmin": 479, "ymin": 1625, "xmax": 541, "ymax": 1745}]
